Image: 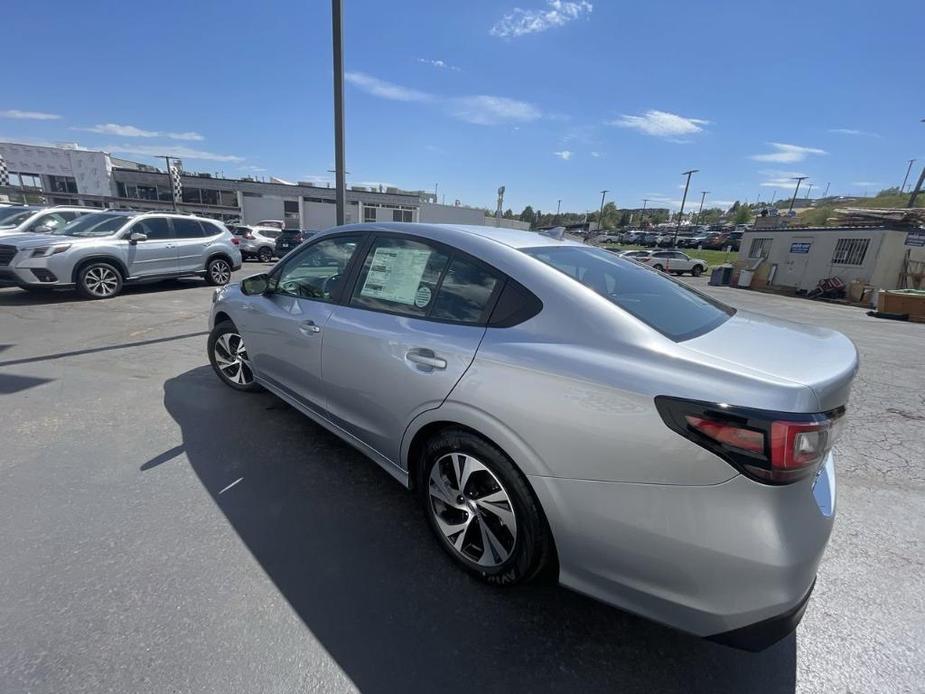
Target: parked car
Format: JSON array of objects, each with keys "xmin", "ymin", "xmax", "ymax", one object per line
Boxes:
[
  {"xmin": 0, "ymin": 211, "xmax": 241, "ymax": 298},
  {"xmin": 622, "ymin": 231, "xmax": 644, "ymax": 245},
  {"xmin": 638, "ymin": 250, "xmax": 708, "ymax": 276},
  {"xmin": 640, "ymin": 232, "xmax": 660, "ymax": 247},
  {"xmin": 230, "ymin": 225, "xmax": 282, "ymax": 262},
  {"xmin": 0, "ymin": 206, "xmax": 96, "ymax": 237},
  {"xmin": 208, "ymin": 222, "xmax": 857, "ymax": 650},
  {"xmin": 618, "ymin": 249, "xmax": 652, "ymax": 259},
  {"xmin": 596, "ymin": 233, "xmax": 622, "ymax": 244},
  {"xmin": 275, "ymin": 229, "xmax": 315, "ymax": 258},
  {"xmin": 679, "ymin": 234, "xmax": 709, "ymax": 249},
  {"xmin": 256, "ymin": 219, "xmax": 285, "ymax": 230}
]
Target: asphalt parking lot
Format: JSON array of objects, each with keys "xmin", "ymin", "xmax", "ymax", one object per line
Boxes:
[{"xmin": 1, "ymin": 267, "xmax": 922, "ymax": 693}]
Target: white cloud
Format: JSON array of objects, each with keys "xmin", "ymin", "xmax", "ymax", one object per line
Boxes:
[
  {"xmin": 608, "ymin": 110, "xmax": 709, "ymax": 137},
  {"xmin": 851, "ymin": 181, "xmax": 879, "ymax": 187},
  {"xmin": 490, "ymin": 1, "xmax": 593, "ymax": 38},
  {"xmin": 1, "ymin": 109, "xmax": 62, "ymax": 120},
  {"xmin": 239, "ymin": 165, "xmax": 268, "ymax": 172},
  {"xmin": 553, "ymin": 150, "xmax": 573, "ymax": 160},
  {"xmin": 757, "ymin": 169, "xmax": 808, "ymax": 188},
  {"xmin": 829, "ymin": 128, "xmax": 880, "ymax": 138},
  {"xmin": 418, "ymin": 58, "xmax": 461, "ymax": 72},
  {"xmin": 449, "ymin": 95, "xmax": 541, "ymax": 125},
  {"xmin": 751, "ymin": 143, "xmax": 827, "ymax": 163},
  {"xmin": 74, "ymin": 123, "xmax": 205, "ymax": 141},
  {"xmin": 590, "ymin": 151, "xmax": 601, "ymax": 158},
  {"xmin": 105, "ymin": 143, "xmax": 244, "ymax": 162},
  {"xmin": 345, "ymin": 72, "xmax": 433, "ymax": 102}
]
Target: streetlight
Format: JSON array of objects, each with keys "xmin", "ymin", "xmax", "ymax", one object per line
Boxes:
[
  {"xmin": 331, "ymin": 0, "xmax": 347, "ymax": 225},
  {"xmin": 788, "ymin": 176, "xmax": 808, "ymax": 214},
  {"xmin": 640, "ymin": 198, "xmax": 649, "ymax": 227},
  {"xmin": 806, "ymin": 182, "xmax": 814, "ymax": 200},
  {"xmin": 822, "ymin": 182, "xmax": 831, "ymax": 199},
  {"xmin": 696, "ymin": 190, "xmax": 709, "ymax": 225},
  {"xmin": 555, "ymin": 199, "xmax": 561, "ymax": 223},
  {"xmin": 598, "ymin": 190, "xmax": 608, "ymax": 233},
  {"xmin": 674, "ymin": 169, "xmax": 698, "ymax": 246}
]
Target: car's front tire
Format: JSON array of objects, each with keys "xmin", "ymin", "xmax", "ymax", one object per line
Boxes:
[
  {"xmin": 257, "ymin": 247, "xmax": 273, "ymax": 263},
  {"xmin": 691, "ymin": 265, "xmax": 704, "ymax": 277},
  {"xmin": 420, "ymin": 428, "xmax": 552, "ymax": 586},
  {"xmin": 208, "ymin": 320, "xmax": 261, "ymax": 391},
  {"xmin": 205, "ymin": 257, "xmax": 232, "ymax": 286},
  {"xmin": 76, "ymin": 261, "xmax": 123, "ymax": 299}
]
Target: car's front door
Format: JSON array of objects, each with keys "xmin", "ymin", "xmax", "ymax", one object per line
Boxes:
[
  {"xmin": 669, "ymin": 251, "xmax": 693, "ymax": 272},
  {"xmin": 123, "ymin": 217, "xmax": 178, "ymax": 277},
  {"xmin": 321, "ymin": 234, "xmax": 502, "ymax": 465},
  {"xmin": 236, "ymin": 233, "xmax": 366, "ymax": 414}
]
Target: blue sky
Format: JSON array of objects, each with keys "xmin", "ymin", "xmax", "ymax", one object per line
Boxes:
[{"xmin": 2, "ymin": 0, "xmax": 923, "ymax": 213}]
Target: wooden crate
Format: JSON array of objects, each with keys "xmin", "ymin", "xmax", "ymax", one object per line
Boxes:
[{"xmin": 878, "ymin": 290, "xmax": 925, "ymax": 317}]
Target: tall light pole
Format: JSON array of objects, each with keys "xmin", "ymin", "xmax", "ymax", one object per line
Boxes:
[
  {"xmin": 822, "ymin": 182, "xmax": 831, "ymax": 199},
  {"xmin": 640, "ymin": 198, "xmax": 649, "ymax": 227},
  {"xmin": 598, "ymin": 189, "xmax": 608, "ymax": 232},
  {"xmin": 788, "ymin": 176, "xmax": 808, "ymax": 214},
  {"xmin": 901, "ymin": 159, "xmax": 916, "ymax": 193},
  {"xmin": 696, "ymin": 190, "xmax": 709, "ymax": 225},
  {"xmin": 555, "ymin": 199, "xmax": 561, "ymax": 222},
  {"xmin": 806, "ymin": 182, "xmax": 814, "ymax": 200},
  {"xmin": 331, "ymin": 0, "xmax": 347, "ymax": 225},
  {"xmin": 674, "ymin": 169, "xmax": 697, "ymax": 246}
]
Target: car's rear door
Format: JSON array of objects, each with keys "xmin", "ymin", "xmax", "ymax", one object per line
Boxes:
[
  {"xmin": 171, "ymin": 218, "xmax": 209, "ymax": 273},
  {"xmin": 320, "ymin": 233, "xmax": 503, "ymax": 464}
]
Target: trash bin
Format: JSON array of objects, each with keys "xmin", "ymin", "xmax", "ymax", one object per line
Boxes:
[
  {"xmin": 709, "ymin": 264, "xmax": 733, "ymax": 286},
  {"xmin": 737, "ymin": 269, "xmax": 754, "ymax": 288}
]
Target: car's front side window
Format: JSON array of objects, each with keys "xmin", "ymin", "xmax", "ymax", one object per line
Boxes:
[
  {"xmin": 273, "ymin": 234, "xmax": 363, "ymax": 301},
  {"xmin": 131, "ymin": 218, "xmax": 172, "ymax": 240}
]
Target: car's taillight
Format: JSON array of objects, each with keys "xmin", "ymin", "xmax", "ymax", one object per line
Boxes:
[
  {"xmin": 656, "ymin": 396, "xmax": 845, "ymax": 484},
  {"xmin": 243, "ymin": 232, "xmax": 255, "ymax": 240},
  {"xmin": 230, "ymin": 237, "xmax": 240, "ymax": 246}
]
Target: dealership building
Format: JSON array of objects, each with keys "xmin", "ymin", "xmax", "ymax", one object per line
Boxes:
[{"xmin": 0, "ymin": 141, "xmax": 528, "ymax": 231}]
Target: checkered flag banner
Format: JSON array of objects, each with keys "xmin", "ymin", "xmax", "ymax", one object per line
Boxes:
[
  {"xmin": 170, "ymin": 162, "xmax": 183, "ymax": 203},
  {"xmin": 0, "ymin": 154, "xmax": 9, "ymax": 188}
]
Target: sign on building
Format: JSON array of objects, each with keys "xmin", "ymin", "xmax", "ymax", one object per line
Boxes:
[
  {"xmin": 0, "ymin": 154, "xmax": 8, "ymax": 187},
  {"xmin": 790, "ymin": 241, "xmax": 812, "ymax": 253},
  {"xmin": 904, "ymin": 231, "xmax": 925, "ymax": 247}
]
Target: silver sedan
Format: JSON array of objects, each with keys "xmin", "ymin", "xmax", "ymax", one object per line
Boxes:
[{"xmin": 208, "ymin": 223, "xmax": 857, "ymax": 650}]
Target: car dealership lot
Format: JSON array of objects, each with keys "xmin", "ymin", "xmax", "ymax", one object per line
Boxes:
[{"xmin": 0, "ymin": 270, "xmax": 922, "ymax": 693}]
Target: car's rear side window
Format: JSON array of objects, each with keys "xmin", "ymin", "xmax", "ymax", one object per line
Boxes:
[
  {"xmin": 430, "ymin": 256, "xmax": 500, "ymax": 323},
  {"xmin": 173, "ymin": 218, "xmax": 204, "ymax": 238},
  {"xmin": 522, "ymin": 245, "xmax": 734, "ymax": 341}
]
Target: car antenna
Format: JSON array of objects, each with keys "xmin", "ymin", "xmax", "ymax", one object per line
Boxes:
[{"xmin": 538, "ymin": 226, "xmax": 566, "ymax": 240}]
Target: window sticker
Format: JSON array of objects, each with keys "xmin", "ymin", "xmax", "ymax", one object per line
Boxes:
[
  {"xmin": 414, "ymin": 285, "xmax": 432, "ymax": 308},
  {"xmin": 360, "ymin": 246, "xmax": 432, "ymax": 305}
]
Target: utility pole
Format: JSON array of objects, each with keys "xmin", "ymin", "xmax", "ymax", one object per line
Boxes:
[
  {"xmin": 901, "ymin": 159, "xmax": 916, "ymax": 193},
  {"xmin": 674, "ymin": 170, "xmax": 697, "ymax": 246},
  {"xmin": 640, "ymin": 198, "xmax": 649, "ymax": 227},
  {"xmin": 597, "ymin": 190, "xmax": 608, "ymax": 233},
  {"xmin": 822, "ymin": 182, "xmax": 831, "ymax": 199},
  {"xmin": 495, "ymin": 186, "xmax": 505, "ymax": 227},
  {"xmin": 696, "ymin": 190, "xmax": 709, "ymax": 225},
  {"xmin": 907, "ymin": 166, "xmax": 925, "ymax": 208},
  {"xmin": 555, "ymin": 199, "xmax": 561, "ymax": 222},
  {"xmin": 806, "ymin": 182, "xmax": 814, "ymax": 200},
  {"xmin": 434, "ymin": 182, "xmax": 438, "ymax": 202},
  {"xmin": 770, "ymin": 190, "xmax": 777, "ymax": 205},
  {"xmin": 331, "ymin": 0, "xmax": 347, "ymax": 225},
  {"xmin": 788, "ymin": 176, "xmax": 808, "ymax": 214}
]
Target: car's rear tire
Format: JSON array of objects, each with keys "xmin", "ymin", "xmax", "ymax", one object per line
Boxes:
[
  {"xmin": 653, "ymin": 263, "xmax": 664, "ymax": 272},
  {"xmin": 691, "ymin": 265, "xmax": 704, "ymax": 277},
  {"xmin": 76, "ymin": 261, "xmax": 123, "ymax": 299},
  {"xmin": 208, "ymin": 320, "xmax": 261, "ymax": 392},
  {"xmin": 205, "ymin": 257, "xmax": 232, "ymax": 286},
  {"xmin": 420, "ymin": 428, "xmax": 552, "ymax": 586},
  {"xmin": 257, "ymin": 247, "xmax": 273, "ymax": 263}
]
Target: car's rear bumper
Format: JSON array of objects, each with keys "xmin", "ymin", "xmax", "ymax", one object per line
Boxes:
[{"xmin": 528, "ymin": 453, "xmax": 836, "ymax": 650}]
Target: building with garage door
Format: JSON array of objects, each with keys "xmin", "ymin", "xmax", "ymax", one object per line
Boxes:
[{"xmin": 738, "ymin": 226, "xmax": 925, "ymax": 293}]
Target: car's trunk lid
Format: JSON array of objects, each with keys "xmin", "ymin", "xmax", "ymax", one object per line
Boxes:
[{"xmin": 682, "ymin": 309, "xmax": 858, "ymax": 411}]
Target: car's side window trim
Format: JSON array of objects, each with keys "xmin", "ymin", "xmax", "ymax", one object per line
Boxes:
[
  {"xmin": 338, "ymin": 231, "xmax": 507, "ymax": 326},
  {"xmin": 123, "ymin": 216, "xmax": 174, "ymax": 240}
]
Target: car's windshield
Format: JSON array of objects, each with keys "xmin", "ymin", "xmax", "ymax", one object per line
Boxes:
[
  {"xmin": 0, "ymin": 209, "xmax": 35, "ymax": 227},
  {"xmin": 522, "ymin": 245, "xmax": 734, "ymax": 341},
  {"xmin": 51, "ymin": 213, "xmax": 131, "ymax": 237}
]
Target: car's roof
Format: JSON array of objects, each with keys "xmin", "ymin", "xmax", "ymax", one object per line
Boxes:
[{"xmin": 332, "ymin": 222, "xmax": 586, "ymax": 250}]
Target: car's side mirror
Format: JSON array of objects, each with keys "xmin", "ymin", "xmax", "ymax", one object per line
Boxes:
[
  {"xmin": 129, "ymin": 232, "xmax": 147, "ymax": 243},
  {"xmin": 241, "ymin": 273, "xmax": 270, "ymax": 295},
  {"xmin": 33, "ymin": 224, "xmax": 56, "ymax": 234}
]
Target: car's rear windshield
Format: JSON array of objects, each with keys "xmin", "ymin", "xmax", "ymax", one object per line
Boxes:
[
  {"xmin": 522, "ymin": 245, "xmax": 734, "ymax": 341},
  {"xmin": 51, "ymin": 213, "xmax": 131, "ymax": 237}
]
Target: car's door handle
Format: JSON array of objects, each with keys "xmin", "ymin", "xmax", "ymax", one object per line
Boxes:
[
  {"xmin": 406, "ymin": 349, "xmax": 447, "ymax": 370},
  {"xmin": 299, "ymin": 320, "xmax": 321, "ymax": 335}
]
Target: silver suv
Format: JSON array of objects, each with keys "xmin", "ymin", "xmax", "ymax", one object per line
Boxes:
[
  {"xmin": 0, "ymin": 205, "xmax": 97, "ymax": 236},
  {"xmin": 229, "ymin": 225, "xmax": 282, "ymax": 262},
  {"xmin": 0, "ymin": 210, "xmax": 242, "ymax": 299}
]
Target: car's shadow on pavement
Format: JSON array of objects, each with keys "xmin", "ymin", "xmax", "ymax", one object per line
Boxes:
[
  {"xmin": 0, "ymin": 280, "xmax": 208, "ymax": 306},
  {"xmin": 161, "ymin": 366, "xmax": 797, "ymax": 694}
]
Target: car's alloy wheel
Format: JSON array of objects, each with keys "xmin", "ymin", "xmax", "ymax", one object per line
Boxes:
[
  {"xmin": 258, "ymin": 247, "xmax": 272, "ymax": 263},
  {"xmin": 213, "ymin": 331, "xmax": 254, "ymax": 385},
  {"xmin": 428, "ymin": 452, "xmax": 518, "ymax": 568},
  {"xmin": 207, "ymin": 258, "xmax": 231, "ymax": 285},
  {"xmin": 653, "ymin": 263, "xmax": 664, "ymax": 272},
  {"xmin": 691, "ymin": 265, "xmax": 703, "ymax": 277},
  {"xmin": 78, "ymin": 263, "xmax": 123, "ymax": 299}
]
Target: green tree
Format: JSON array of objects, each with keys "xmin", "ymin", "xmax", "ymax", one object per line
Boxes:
[
  {"xmin": 733, "ymin": 205, "xmax": 752, "ymax": 225},
  {"xmin": 519, "ymin": 205, "xmax": 535, "ymax": 224}
]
